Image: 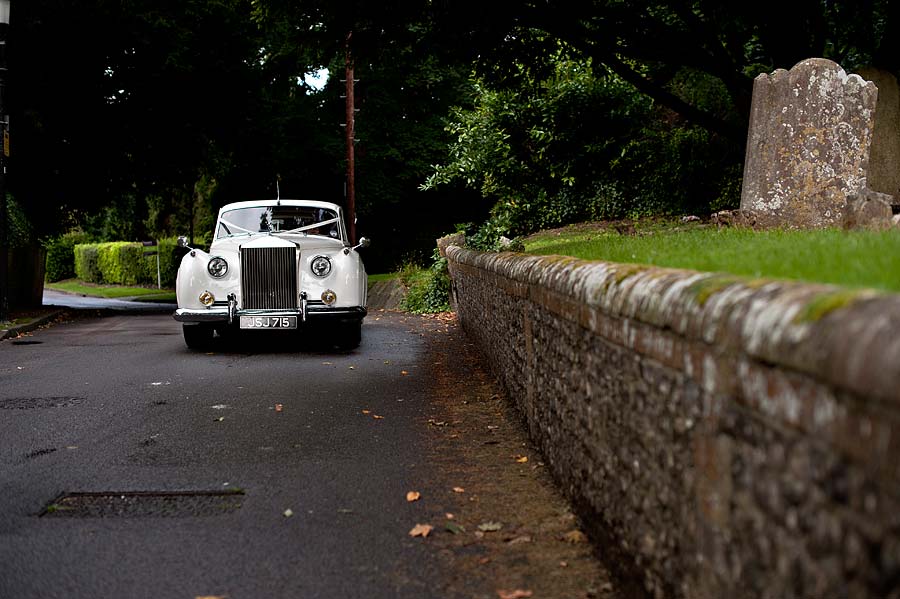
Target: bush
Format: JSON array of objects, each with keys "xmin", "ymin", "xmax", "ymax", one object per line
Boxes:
[
  {"xmin": 141, "ymin": 237, "xmax": 184, "ymax": 288},
  {"xmin": 74, "ymin": 244, "xmax": 103, "ymax": 283},
  {"xmin": 74, "ymin": 240, "xmax": 182, "ymax": 287},
  {"xmin": 97, "ymin": 242, "xmax": 148, "ymax": 285},
  {"xmin": 44, "ymin": 231, "xmax": 91, "ymax": 282},
  {"xmin": 400, "ymin": 250, "xmax": 451, "ymax": 314}
]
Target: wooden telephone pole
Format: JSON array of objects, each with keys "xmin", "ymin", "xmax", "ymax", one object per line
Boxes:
[{"xmin": 344, "ymin": 32, "xmax": 356, "ymax": 245}]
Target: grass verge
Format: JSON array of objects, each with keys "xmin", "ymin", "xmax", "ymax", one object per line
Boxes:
[
  {"xmin": 524, "ymin": 223, "xmax": 900, "ymax": 293},
  {"xmin": 46, "ymin": 279, "xmax": 176, "ymax": 302}
]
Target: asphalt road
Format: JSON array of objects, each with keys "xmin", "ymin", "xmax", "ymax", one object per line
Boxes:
[{"xmin": 0, "ymin": 310, "xmax": 616, "ymax": 599}]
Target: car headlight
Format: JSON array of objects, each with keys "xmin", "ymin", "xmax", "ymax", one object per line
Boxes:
[
  {"xmin": 207, "ymin": 257, "xmax": 228, "ymax": 278},
  {"xmin": 311, "ymin": 255, "xmax": 332, "ymax": 277}
]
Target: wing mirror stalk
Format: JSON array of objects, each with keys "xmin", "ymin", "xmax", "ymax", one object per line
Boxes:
[
  {"xmin": 177, "ymin": 236, "xmax": 197, "ymax": 256},
  {"xmin": 344, "ymin": 237, "xmax": 371, "ymax": 255}
]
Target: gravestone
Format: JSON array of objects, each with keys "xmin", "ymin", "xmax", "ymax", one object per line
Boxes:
[
  {"xmin": 740, "ymin": 58, "xmax": 879, "ymax": 228},
  {"xmin": 858, "ymin": 67, "xmax": 900, "ymax": 203}
]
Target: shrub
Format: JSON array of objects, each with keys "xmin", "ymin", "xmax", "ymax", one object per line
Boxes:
[
  {"xmin": 141, "ymin": 237, "xmax": 184, "ymax": 288},
  {"xmin": 44, "ymin": 231, "xmax": 91, "ymax": 282},
  {"xmin": 74, "ymin": 244, "xmax": 103, "ymax": 283},
  {"xmin": 97, "ymin": 242, "xmax": 147, "ymax": 285},
  {"xmin": 400, "ymin": 250, "xmax": 451, "ymax": 314}
]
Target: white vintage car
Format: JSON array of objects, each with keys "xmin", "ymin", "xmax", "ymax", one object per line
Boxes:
[{"xmin": 173, "ymin": 199, "xmax": 369, "ymax": 350}]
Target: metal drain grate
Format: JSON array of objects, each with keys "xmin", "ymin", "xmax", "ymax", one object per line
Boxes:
[
  {"xmin": 0, "ymin": 397, "xmax": 84, "ymax": 410},
  {"xmin": 40, "ymin": 490, "xmax": 245, "ymax": 518}
]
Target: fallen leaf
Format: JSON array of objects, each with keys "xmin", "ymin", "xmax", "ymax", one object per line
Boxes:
[
  {"xmin": 215, "ymin": 417, "xmax": 224, "ymax": 422},
  {"xmin": 400, "ymin": 370, "xmax": 409, "ymax": 376},
  {"xmin": 563, "ymin": 530, "xmax": 588, "ymax": 544},
  {"xmin": 274, "ymin": 404, "xmax": 283, "ymax": 412},
  {"xmin": 408, "ymin": 523, "xmax": 433, "ymax": 538},
  {"xmin": 373, "ymin": 415, "xmax": 384, "ymax": 420},
  {"xmin": 478, "ymin": 521, "xmax": 502, "ymax": 532},
  {"xmin": 507, "ymin": 535, "xmax": 532, "ymax": 545},
  {"xmin": 283, "ymin": 509, "xmax": 293, "ymax": 518},
  {"xmin": 445, "ymin": 512, "xmax": 455, "ymax": 520},
  {"xmin": 478, "ymin": 557, "xmax": 491, "ymax": 565},
  {"xmin": 559, "ymin": 561, "xmax": 568, "ymax": 568},
  {"xmin": 361, "ymin": 409, "xmax": 371, "ymax": 415},
  {"xmin": 452, "ymin": 486, "xmax": 465, "ymax": 493},
  {"xmin": 406, "ymin": 491, "xmax": 421, "ymax": 502},
  {"xmin": 195, "ymin": 596, "xmax": 226, "ymax": 599},
  {"xmin": 497, "ymin": 590, "xmax": 533, "ymax": 599},
  {"xmin": 445, "ymin": 522, "xmax": 465, "ymax": 535},
  {"xmin": 515, "ymin": 455, "xmax": 529, "ymax": 463}
]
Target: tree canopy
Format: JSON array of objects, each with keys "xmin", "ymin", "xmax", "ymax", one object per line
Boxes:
[{"xmin": 10, "ymin": 0, "xmax": 897, "ymax": 266}]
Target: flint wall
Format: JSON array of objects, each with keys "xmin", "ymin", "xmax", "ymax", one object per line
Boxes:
[{"xmin": 446, "ymin": 245, "xmax": 900, "ymax": 599}]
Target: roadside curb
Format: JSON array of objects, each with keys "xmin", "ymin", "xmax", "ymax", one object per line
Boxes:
[{"xmin": 0, "ymin": 309, "xmax": 68, "ymax": 341}]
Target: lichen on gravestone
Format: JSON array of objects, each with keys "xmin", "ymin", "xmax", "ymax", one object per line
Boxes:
[{"xmin": 740, "ymin": 58, "xmax": 879, "ymax": 228}]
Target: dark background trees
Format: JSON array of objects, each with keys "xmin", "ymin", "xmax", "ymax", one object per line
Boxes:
[{"xmin": 8, "ymin": 0, "xmax": 897, "ymax": 270}]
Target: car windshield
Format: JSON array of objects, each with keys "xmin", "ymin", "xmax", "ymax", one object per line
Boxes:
[{"xmin": 216, "ymin": 206, "xmax": 342, "ymax": 240}]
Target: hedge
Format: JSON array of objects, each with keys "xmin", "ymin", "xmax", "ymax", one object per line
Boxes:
[
  {"xmin": 73, "ymin": 238, "xmax": 185, "ymax": 287},
  {"xmin": 45, "ymin": 231, "xmax": 91, "ymax": 282},
  {"xmin": 74, "ymin": 244, "xmax": 103, "ymax": 283}
]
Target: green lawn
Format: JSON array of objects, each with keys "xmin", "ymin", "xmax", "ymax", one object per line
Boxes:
[
  {"xmin": 524, "ymin": 223, "xmax": 900, "ymax": 293},
  {"xmin": 46, "ymin": 280, "xmax": 176, "ymax": 302},
  {"xmin": 368, "ymin": 272, "xmax": 399, "ymax": 284}
]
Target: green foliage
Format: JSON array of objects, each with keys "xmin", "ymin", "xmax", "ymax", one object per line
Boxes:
[
  {"xmin": 97, "ymin": 242, "xmax": 146, "ymax": 286},
  {"xmin": 74, "ymin": 244, "xmax": 103, "ymax": 283},
  {"xmin": 144, "ymin": 238, "xmax": 184, "ymax": 288},
  {"xmin": 44, "ymin": 231, "xmax": 92, "ymax": 282},
  {"xmin": 6, "ymin": 195, "xmax": 33, "ymax": 249},
  {"xmin": 425, "ymin": 48, "xmax": 746, "ymax": 238},
  {"xmin": 400, "ymin": 251, "xmax": 451, "ymax": 314},
  {"xmin": 73, "ymin": 239, "xmax": 182, "ymax": 287}
]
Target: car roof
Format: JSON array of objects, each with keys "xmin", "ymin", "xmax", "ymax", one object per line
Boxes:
[{"xmin": 218, "ymin": 199, "xmax": 343, "ymax": 216}]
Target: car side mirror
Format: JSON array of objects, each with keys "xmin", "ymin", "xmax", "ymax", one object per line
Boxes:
[
  {"xmin": 344, "ymin": 237, "xmax": 371, "ymax": 255},
  {"xmin": 177, "ymin": 236, "xmax": 191, "ymax": 248}
]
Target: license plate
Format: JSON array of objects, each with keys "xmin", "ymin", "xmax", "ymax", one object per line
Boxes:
[{"xmin": 239, "ymin": 316, "xmax": 298, "ymax": 329}]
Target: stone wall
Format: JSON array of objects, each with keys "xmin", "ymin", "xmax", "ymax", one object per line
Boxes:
[{"xmin": 446, "ymin": 246, "xmax": 900, "ymax": 598}]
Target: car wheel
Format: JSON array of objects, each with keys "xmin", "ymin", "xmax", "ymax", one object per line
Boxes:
[
  {"xmin": 336, "ymin": 321, "xmax": 362, "ymax": 350},
  {"xmin": 183, "ymin": 323, "xmax": 214, "ymax": 350}
]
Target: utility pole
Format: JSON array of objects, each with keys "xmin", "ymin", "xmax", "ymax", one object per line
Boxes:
[
  {"xmin": 0, "ymin": 0, "xmax": 10, "ymax": 323},
  {"xmin": 343, "ymin": 31, "xmax": 356, "ymax": 245}
]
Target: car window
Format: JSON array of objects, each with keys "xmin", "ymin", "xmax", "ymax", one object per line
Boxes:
[{"xmin": 217, "ymin": 206, "xmax": 342, "ymax": 240}]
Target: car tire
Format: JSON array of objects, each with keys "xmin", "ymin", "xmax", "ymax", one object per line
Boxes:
[
  {"xmin": 337, "ymin": 321, "xmax": 362, "ymax": 350},
  {"xmin": 183, "ymin": 323, "xmax": 214, "ymax": 350}
]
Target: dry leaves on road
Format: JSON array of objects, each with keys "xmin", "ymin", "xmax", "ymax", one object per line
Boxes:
[
  {"xmin": 497, "ymin": 590, "xmax": 533, "ymax": 599},
  {"xmin": 515, "ymin": 455, "xmax": 528, "ymax": 463},
  {"xmin": 452, "ymin": 486, "xmax": 465, "ymax": 493},
  {"xmin": 562, "ymin": 530, "xmax": 588, "ymax": 544},
  {"xmin": 406, "ymin": 491, "xmax": 421, "ymax": 502},
  {"xmin": 477, "ymin": 521, "xmax": 503, "ymax": 532},
  {"xmin": 408, "ymin": 523, "xmax": 433, "ymax": 538}
]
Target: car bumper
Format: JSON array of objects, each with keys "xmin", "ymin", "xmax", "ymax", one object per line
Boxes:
[{"xmin": 174, "ymin": 306, "xmax": 367, "ymax": 324}]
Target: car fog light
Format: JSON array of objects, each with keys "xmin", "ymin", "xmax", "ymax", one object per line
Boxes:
[
  {"xmin": 199, "ymin": 291, "xmax": 215, "ymax": 306},
  {"xmin": 321, "ymin": 290, "xmax": 337, "ymax": 305}
]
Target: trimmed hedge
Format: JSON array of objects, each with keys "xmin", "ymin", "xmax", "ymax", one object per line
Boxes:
[
  {"xmin": 73, "ymin": 238, "xmax": 184, "ymax": 288},
  {"xmin": 74, "ymin": 244, "xmax": 103, "ymax": 283}
]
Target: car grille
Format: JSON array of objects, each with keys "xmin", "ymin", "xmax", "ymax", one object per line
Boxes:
[{"xmin": 240, "ymin": 246, "xmax": 298, "ymax": 309}]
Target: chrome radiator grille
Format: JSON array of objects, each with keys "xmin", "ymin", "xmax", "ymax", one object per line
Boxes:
[{"xmin": 240, "ymin": 247, "xmax": 298, "ymax": 309}]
